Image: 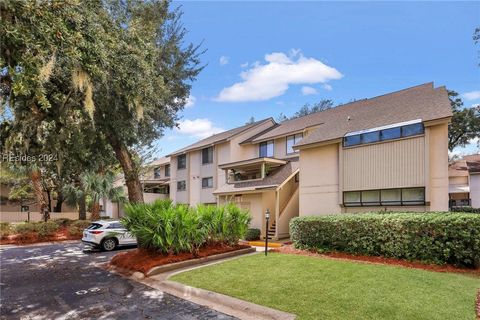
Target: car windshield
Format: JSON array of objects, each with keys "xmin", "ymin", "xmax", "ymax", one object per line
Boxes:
[{"xmin": 86, "ymin": 223, "xmax": 104, "ymax": 230}]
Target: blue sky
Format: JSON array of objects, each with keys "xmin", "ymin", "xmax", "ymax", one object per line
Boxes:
[{"xmin": 156, "ymin": 1, "xmax": 480, "ymax": 157}]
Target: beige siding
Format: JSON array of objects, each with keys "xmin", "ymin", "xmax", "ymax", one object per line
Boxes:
[
  {"xmin": 343, "ymin": 136, "xmax": 425, "ymax": 191},
  {"xmin": 299, "ymin": 143, "xmax": 341, "ymax": 216},
  {"xmin": 426, "ymin": 123, "xmax": 449, "ymax": 211},
  {"xmin": 471, "ymin": 174, "xmax": 480, "ymax": 208}
]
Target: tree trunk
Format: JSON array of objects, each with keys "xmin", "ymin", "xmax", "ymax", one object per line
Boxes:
[
  {"xmin": 46, "ymin": 189, "xmax": 52, "ymax": 212},
  {"xmin": 30, "ymin": 169, "xmax": 50, "ymax": 221},
  {"xmin": 78, "ymin": 193, "xmax": 87, "ymax": 220},
  {"xmin": 54, "ymin": 192, "xmax": 63, "ymax": 212},
  {"xmin": 90, "ymin": 202, "xmax": 101, "ymax": 221},
  {"xmin": 108, "ymin": 136, "xmax": 144, "ymax": 203}
]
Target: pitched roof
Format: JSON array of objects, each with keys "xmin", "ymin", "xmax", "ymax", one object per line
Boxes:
[
  {"xmin": 464, "ymin": 154, "xmax": 480, "ymax": 173},
  {"xmin": 214, "ymin": 158, "xmax": 299, "ymax": 194},
  {"xmin": 295, "ymin": 83, "xmax": 452, "ymax": 148},
  {"xmin": 246, "ymin": 83, "xmax": 451, "ymax": 146},
  {"xmin": 169, "ymin": 118, "xmax": 275, "ymax": 156},
  {"xmin": 448, "ymin": 159, "xmax": 469, "ymax": 177}
]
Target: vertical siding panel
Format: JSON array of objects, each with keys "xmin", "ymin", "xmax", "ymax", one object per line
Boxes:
[{"xmin": 343, "ymin": 136, "xmax": 425, "ymax": 191}]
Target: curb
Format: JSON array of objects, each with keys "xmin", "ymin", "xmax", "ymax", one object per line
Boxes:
[
  {"xmin": 160, "ymin": 280, "xmax": 296, "ymax": 320},
  {"xmin": 146, "ymin": 247, "xmax": 256, "ymax": 276}
]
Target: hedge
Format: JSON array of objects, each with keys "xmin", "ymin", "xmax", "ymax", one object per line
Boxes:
[
  {"xmin": 290, "ymin": 212, "xmax": 480, "ymax": 267},
  {"xmin": 450, "ymin": 206, "xmax": 480, "ymax": 213}
]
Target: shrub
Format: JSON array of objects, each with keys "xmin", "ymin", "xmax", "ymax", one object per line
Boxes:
[
  {"xmin": 290, "ymin": 212, "xmax": 480, "ymax": 267},
  {"xmin": 450, "ymin": 206, "xmax": 480, "ymax": 213},
  {"xmin": 244, "ymin": 228, "xmax": 261, "ymax": 241},
  {"xmin": 71, "ymin": 220, "xmax": 91, "ymax": 229},
  {"xmin": 36, "ymin": 221, "xmax": 59, "ymax": 238},
  {"xmin": 53, "ymin": 218, "xmax": 73, "ymax": 227},
  {"xmin": 123, "ymin": 199, "xmax": 251, "ymax": 255},
  {"xmin": 67, "ymin": 226, "xmax": 83, "ymax": 237},
  {"xmin": 14, "ymin": 222, "xmax": 37, "ymax": 234},
  {"xmin": 0, "ymin": 222, "xmax": 12, "ymax": 239}
]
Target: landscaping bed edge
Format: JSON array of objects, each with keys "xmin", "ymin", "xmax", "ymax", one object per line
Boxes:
[{"xmin": 146, "ymin": 247, "xmax": 256, "ymax": 277}]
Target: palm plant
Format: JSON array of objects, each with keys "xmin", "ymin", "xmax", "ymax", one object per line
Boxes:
[{"xmin": 63, "ymin": 171, "xmax": 126, "ymax": 220}]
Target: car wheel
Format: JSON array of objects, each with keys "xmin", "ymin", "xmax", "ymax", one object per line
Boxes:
[{"xmin": 101, "ymin": 238, "xmax": 117, "ymax": 251}]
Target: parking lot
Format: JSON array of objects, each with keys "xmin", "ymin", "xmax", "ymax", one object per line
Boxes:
[{"xmin": 0, "ymin": 242, "xmax": 236, "ymax": 320}]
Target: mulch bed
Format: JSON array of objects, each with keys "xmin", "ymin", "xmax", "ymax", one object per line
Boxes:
[
  {"xmin": 271, "ymin": 245, "xmax": 480, "ymax": 275},
  {"xmin": 110, "ymin": 243, "xmax": 251, "ymax": 275},
  {"xmin": 0, "ymin": 228, "xmax": 81, "ymax": 245}
]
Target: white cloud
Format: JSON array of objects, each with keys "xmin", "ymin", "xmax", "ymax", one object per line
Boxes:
[
  {"xmin": 462, "ymin": 90, "xmax": 480, "ymax": 100},
  {"xmin": 301, "ymin": 86, "xmax": 318, "ymax": 95},
  {"xmin": 215, "ymin": 50, "xmax": 342, "ymax": 102},
  {"xmin": 240, "ymin": 62, "xmax": 249, "ymax": 68},
  {"xmin": 219, "ymin": 56, "xmax": 229, "ymax": 66},
  {"xmin": 322, "ymin": 84, "xmax": 333, "ymax": 91},
  {"xmin": 185, "ymin": 95, "xmax": 196, "ymax": 108},
  {"xmin": 175, "ymin": 119, "xmax": 224, "ymax": 139}
]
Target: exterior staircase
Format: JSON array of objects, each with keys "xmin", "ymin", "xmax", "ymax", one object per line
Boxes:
[{"xmin": 264, "ymin": 220, "xmax": 276, "ymax": 240}]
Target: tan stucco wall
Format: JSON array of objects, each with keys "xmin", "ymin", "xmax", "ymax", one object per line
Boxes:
[
  {"xmin": 171, "ymin": 155, "xmax": 188, "ymax": 204},
  {"xmin": 449, "ymin": 176, "xmax": 468, "ymax": 186},
  {"xmin": 426, "ymin": 123, "xmax": 449, "ymax": 211},
  {"xmin": 299, "ymin": 143, "xmax": 341, "ymax": 216},
  {"xmin": 470, "ymin": 174, "xmax": 480, "ymax": 208},
  {"xmin": 343, "ymin": 136, "xmax": 425, "ymax": 191}
]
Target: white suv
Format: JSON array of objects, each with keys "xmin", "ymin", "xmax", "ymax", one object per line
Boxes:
[{"xmin": 81, "ymin": 220, "xmax": 137, "ymax": 251}]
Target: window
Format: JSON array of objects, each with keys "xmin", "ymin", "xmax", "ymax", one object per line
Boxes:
[
  {"xmin": 259, "ymin": 140, "xmax": 274, "ymax": 157},
  {"xmin": 153, "ymin": 167, "xmax": 161, "ymax": 179},
  {"xmin": 165, "ymin": 164, "xmax": 170, "ymax": 177},
  {"xmin": 402, "ymin": 188, "xmax": 425, "ymax": 205},
  {"xmin": 361, "ymin": 131, "xmax": 380, "ymax": 144},
  {"xmin": 202, "ymin": 147, "xmax": 213, "ymax": 164},
  {"xmin": 108, "ymin": 223, "xmax": 124, "ymax": 229},
  {"xmin": 380, "ymin": 189, "xmax": 401, "ymax": 205},
  {"xmin": 402, "ymin": 123, "xmax": 424, "ymax": 137},
  {"xmin": 343, "ymin": 122, "xmax": 424, "ymax": 147},
  {"xmin": 362, "ymin": 190, "xmax": 380, "ymax": 205},
  {"xmin": 344, "ymin": 191, "xmax": 361, "ymax": 206},
  {"xmin": 286, "ymin": 133, "xmax": 303, "ymax": 154},
  {"xmin": 202, "ymin": 177, "xmax": 213, "ymax": 188},
  {"xmin": 381, "ymin": 127, "xmax": 401, "ymax": 141},
  {"xmin": 344, "ymin": 187, "xmax": 425, "ymax": 206},
  {"xmin": 177, "ymin": 180, "xmax": 186, "ymax": 191},
  {"xmin": 344, "ymin": 134, "xmax": 361, "ymax": 147},
  {"xmin": 177, "ymin": 154, "xmax": 186, "ymax": 170}
]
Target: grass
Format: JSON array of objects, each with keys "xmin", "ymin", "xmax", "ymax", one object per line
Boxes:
[{"xmin": 171, "ymin": 253, "xmax": 480, "ymax": 320}]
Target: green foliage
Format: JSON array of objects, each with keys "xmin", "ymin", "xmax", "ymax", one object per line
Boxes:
[
  {"xmin": 0, "ymin": 222, "xmax": 12, "ymax": 239},
  {"xmin": 53, "ymin": 218, "xmax": 73, "ymax": 227},
  {"xmin": 71, "ymin": 220, "xmax": 91, "ymax": 229},
  {"xmin": 122, "ymin": 200, "xmax": 250, "ymax": 255},
  {"xmin": 67, "ymin": 226, "xmax": 83, "ymax": 237},
  {"xmin": 14, "ymin": 222, "xmax": 37, "ymax": 234},
  {"xmin": 35, "ymin": 221, "xmax": 59, "ymax": 237},
  {"xmin": 290, "ymin": 213, "xmax": 480, "ymax": 267},
  {"xmin": 450, "ymin": 206, "xmax": 480, "ymax": 213},
  {"xmin": 244, "ymin": 228, "xmax": 261, "ymax": 241},
  {"xmin": 448, "ymin": 90, "xmax": 480, "ymax": 151}
]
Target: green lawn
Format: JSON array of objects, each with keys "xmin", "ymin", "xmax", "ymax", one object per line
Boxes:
[{"xmin": 171, "ymin": 253, "xmax": 480, "ymax": 320}]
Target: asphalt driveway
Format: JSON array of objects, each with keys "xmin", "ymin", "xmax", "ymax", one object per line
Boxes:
[{"xmin": 0, "ymin": 242, "xmax": 236, "ymax": 320}]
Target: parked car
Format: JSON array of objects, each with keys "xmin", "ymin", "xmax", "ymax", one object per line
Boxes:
[{"xmin": 81, "ymin": 220, "xmax": 137, "ymax": 251}]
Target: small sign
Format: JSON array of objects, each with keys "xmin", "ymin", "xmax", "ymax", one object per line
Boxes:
[{"xmin": 21, "ymin": 205, "xmax": 29, "ymax": 212}]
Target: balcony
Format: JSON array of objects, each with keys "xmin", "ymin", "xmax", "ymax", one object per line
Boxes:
[{"xmin": 218, "ymin": 157, "xmax": 287, "ymax": 184}]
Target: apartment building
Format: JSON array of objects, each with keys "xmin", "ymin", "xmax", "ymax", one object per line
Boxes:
[
  {"xmin": 294, "ymin": 83, "xmax": 452, "ymax": 215},
  {"xmin": 154, "ymin": 82, "xmax": 452, "ymax": 239},
  {"xmin": 168, "ymin": 119, "xmax": 276, "ymax": 205},
  {"xmin": 216, "ymin": 83, "xmax": 452, "ymax": 238},
  {"xmin": 448, "ymin": 154, "xmax": 480, "ymax": 208}
]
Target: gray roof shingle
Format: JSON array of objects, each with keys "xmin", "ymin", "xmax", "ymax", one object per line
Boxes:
[{"xmin": 247, "ymin": 83, "xmax": 452, "ymax": 147}]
